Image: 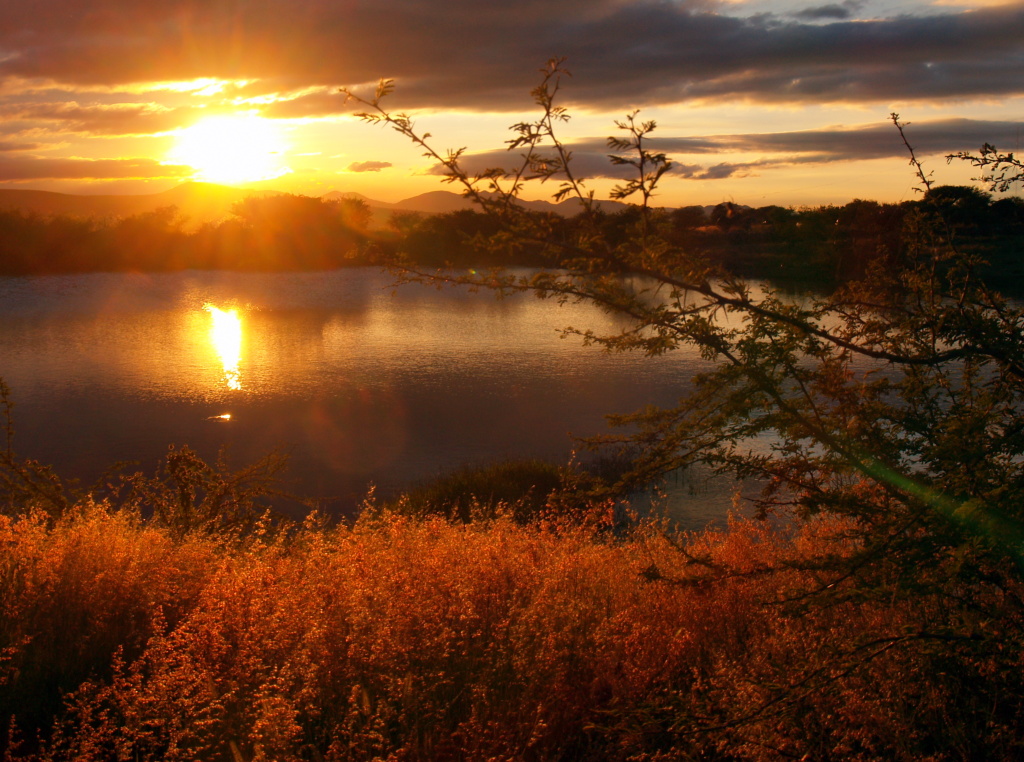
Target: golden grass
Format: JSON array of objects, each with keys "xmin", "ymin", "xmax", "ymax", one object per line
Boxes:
[{"xmin": 1, "ymin": 501, "xmax": 1021, "ymax": 760}]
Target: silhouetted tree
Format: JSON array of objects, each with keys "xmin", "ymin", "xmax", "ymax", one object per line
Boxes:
[
  {"xmin": 344, "ymin": 68, "xmax": 1024, "ymax": 751},
  {"xmin": 922, "ymin": 184, "xmax": 992, "ymax": 233},
  {"xmin": 229, "ymin": 194, "xmax": 366, "ymax": 269}
]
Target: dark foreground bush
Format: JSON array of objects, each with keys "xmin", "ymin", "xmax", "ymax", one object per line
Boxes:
[
  {"xmin": 384, "ymin": 458, "xmax": 567, "ymax": 523},
  {"xmin": 3, "ymin": 500, "xmax": 1024, "ymax": 761}
]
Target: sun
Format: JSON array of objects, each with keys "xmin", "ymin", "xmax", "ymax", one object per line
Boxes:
[{"xmin": 168, "ymin": 114, "xmax": 290, "ymax": 185}]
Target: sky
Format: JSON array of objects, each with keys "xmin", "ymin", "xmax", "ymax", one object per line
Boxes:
[{"xmin": 1, "ymin": 0, "xmax": 1022, "ymax": 208}]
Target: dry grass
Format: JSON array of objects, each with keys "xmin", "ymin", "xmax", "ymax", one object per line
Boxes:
[{"xmin": 1, "ymin": 500, "xmax": 1022, "ymax": 760}]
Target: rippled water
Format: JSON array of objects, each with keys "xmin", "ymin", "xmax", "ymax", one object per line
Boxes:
[{"xmin": 0, "ymin": 268, "xmax": 758, "ymax": 528}]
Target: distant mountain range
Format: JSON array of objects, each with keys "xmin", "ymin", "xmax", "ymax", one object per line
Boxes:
[
  {"xmin": 321, "ymin": 189, "xmax": 630, "ymax": 217},
  {"xmin": 0, "ymin": 183, "xmax": 276, "ymax": 228},
  {"xmin": 0, "ymin": 182, "xmax": 638, "ymax": 229}
]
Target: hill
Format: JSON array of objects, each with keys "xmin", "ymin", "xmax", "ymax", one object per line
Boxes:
[
  {"xmin": 321, "ymin": 189, "xmax": 631, "ymax": 218},
  {"xmin": 0, "ymin": 183, "xmax": 648, "ymax": 233},
  {"xmin": 0, "ymin": 183, "xmax": 274, "ymax": 229}
]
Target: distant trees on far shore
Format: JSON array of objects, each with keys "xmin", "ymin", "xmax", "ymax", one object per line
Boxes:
[
  {"xmin": 0, "ymin": 194, "xmax": 373, "ymax": 275},
  {"xmin": 1, "ymin": 186, "xmax": 1022, "ymax": 286},
  {"xmin": 379, "ymin": 185, "xmax": 1024, "ymax": 285}
]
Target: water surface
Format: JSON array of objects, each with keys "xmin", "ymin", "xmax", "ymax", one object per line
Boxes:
[{"xmin": 0, "ymin": 269, "xmax": 752, "ymax": 527}]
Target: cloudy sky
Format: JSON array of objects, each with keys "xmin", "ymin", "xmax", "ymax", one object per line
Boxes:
[{"xmin": 1, "ymin": 0, "xmax": 1022, "ymax": 207}]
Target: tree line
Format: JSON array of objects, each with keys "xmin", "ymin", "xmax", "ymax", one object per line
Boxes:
[
  {"xmin": 2, "ymin": 183, "xmax": 1021, "ymax": 288},
  {"xmin": 389, "ymin": 186, "xmax": 1024, "ymax": 285},
  {"xmin": 0, "ymin": 194, "xmax": 372, "ymax": 275}
]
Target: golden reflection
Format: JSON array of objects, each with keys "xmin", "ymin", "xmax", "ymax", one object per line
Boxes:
[{"xmin": 205, "ymin": 304, "xmax": 242, "ymax": 390}]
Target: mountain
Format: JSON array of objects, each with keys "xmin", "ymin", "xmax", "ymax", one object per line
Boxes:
[
  {"xmin": 321, "ymin": 188, "xmax": 631, "ymax": 217},
  {"xmin": 0, "ymin": 183, "xmax": 274, "ymax": 228},
  {"xmin": 322, "ymin": 189, "xmax": 482, "ymax": 215},
  {"xmin": 0, "ymin": 183, "xmax": 643, "ymax": 232}
]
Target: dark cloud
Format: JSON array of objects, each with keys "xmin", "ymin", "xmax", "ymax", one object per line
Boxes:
[
  {"xmin": 692, "ymin": 119, "xmax": 1024, "ymax": 161},
  {"xmin": 0, "ymin": 156, "xmax": 192, "ymax": 180},
  {"xmin": 0, "ymin": 0, "xmax": 1021, "ymax": 112},
  {"xmin": 1, "ymin": 1, "xmax": 1021, "ymax": 186},
  {"xmin": 425, "ymin": 144, "xmax": 741, "ymax": 182},
  {"xmin": 262, "ymin": 89, "xmax": 350, "ymax": 119},
  {"xmin": 691, "ymin": 162, "xmax": 752, "ymax": 180},
  {"xmin": 348, "ymin": 160, "xmax": 392, "ymax": 172},
  {"xmin": 433, "ymin": 118, "xmax": 1023, "ymax": 182},
  {"xmin": 792, "ymin": 2, "xmax": 861, "ymax": 22},
  {"xmin": 0, "ymin": 101, "xmax": 194, "ymax": 136}
]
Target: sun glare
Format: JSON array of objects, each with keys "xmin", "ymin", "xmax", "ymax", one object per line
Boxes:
[
  {"xmin": 206, "ymin": 304, "xmax": 243, "ymax": 390},
  {"xmin": 169, "ymin": 114, "xmax": 289, "ymax": 185}
]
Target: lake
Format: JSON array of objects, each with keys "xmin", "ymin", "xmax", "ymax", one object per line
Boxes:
[{"xmin": 0, "ymin": 268, "xmax": 759, "ymax": 529}]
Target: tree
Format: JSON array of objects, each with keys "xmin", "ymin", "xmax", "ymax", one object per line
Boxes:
[
  {"xmin": 991, "ymin": 196, "xmax": 1024, "ymax": 233},
  {"xmin": 229, "ymin": 194, "xmax": 366, "ymax": 269},
  {"xmin": 710, "ymin": 201, "xmax": 751, "ymax": 232},
  {"xmin": 337, "ymin": 196, "xmax": 373, "ymax": 231},
  {"xmin": 922, "ymin": 184, "xmax": 992, "ymax": 233},
  {"xmin": 387, "ymin": 209, "xmax": 425, "ymax": 236},
  {"xmin": 669, "ymin": 204, "xmax": 707, "ymax": 231},
  {"xmin": 342, "ymin": 63, "xmax": 1024, "ymax": 690},
  {"xmin": 949, "ymin": 142, "xmax": 1024, "ymax": 193}
]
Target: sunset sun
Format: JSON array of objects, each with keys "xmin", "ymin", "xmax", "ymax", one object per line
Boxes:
[{"xmin": 168, "ymin": 114, "xmax": 289, "ymax": 185}]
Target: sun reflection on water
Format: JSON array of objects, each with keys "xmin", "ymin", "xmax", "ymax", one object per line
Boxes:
[{"xmin": 205, "ymin": 304, "xmax": 242, "ymax": 390}]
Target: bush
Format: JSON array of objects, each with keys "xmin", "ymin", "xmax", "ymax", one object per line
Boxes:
[
  {"xmin": 384, "ymin": 458, "xmax": 565, "ymax": 523},
  {"xmin": 5, "ymin": 505, "xmax": 1023, "ymax": 760}
]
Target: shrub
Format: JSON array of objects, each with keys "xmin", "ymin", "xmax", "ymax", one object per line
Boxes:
[
  {"xmin": 384, "ymin": 458, "xmax": 571, "ymax": 523},
  {"xmin": 2, "ymin": 507, "xmax": 1021, "ymax": 760}
]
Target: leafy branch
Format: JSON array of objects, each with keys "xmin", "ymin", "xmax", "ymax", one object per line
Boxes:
[
  {"xmin": 346, "ymin": 65, "xmax": 1024, "ymax": 601},
  {"xmin": 948, "ymin": 142, "xmax": 1024, "ymax": 193}
]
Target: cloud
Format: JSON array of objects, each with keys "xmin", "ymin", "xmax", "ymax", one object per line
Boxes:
[
  {"xmin": 691, "ymin": 119, "xmax": 1024, "ymax": 160},
  {"xmin": 261, "ymin": 88, "xmax": 351, "ymax": 119},
  {"xmin": 0, "ymin": 156, "xmax": 192, "ymax": 180},
  {"xmin": 1, "ymin": 1, "xmax": 1021, "ymax": 186},
  {"xmin": 428, "ymin": 117, "xmax": 1023, "ymax": 181},
  {"xmin": 0, "ymin": 0, "xmax": 1021, "ymax": 112},
  {"xmin": 424, "ymin": 144, "xmax": 740, "ymax": 181},
  {"xmin": 0, "ymin": 140, "xmax": 43, "ymax": 152},
  {"xmin": 0, "ymin": 101, "xmax": 191, "ymax": 136},
  {"xmin": 792, "ymin": 1, "xmax": 862, "ymax": 21},
  {"xmin": 347, "ymin": 160, "xmax": 392, "ymax": 172},
  {"xmin": 690, "ymin": 162, "xmax": 754, "ymax": 180}
]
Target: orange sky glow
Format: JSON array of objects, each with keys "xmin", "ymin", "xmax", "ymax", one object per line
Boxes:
[{"xmin": 0, "ymin": 0, "xmax": 1021, "ymax": 209}]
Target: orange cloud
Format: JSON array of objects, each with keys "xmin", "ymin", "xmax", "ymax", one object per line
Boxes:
[
  {"xmin": 348, "ymin": 161, "xmax": 392, "ymax": 173},
  {"xmin": 0, "ymin": 156, "xmax": 192, "ymax": 180}
]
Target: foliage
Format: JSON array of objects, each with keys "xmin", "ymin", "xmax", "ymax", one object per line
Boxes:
[
  {"xmin": 382, "ymin": 458, "xmax": 565, "ymax": 522},
  {"xmin": 949, "ymin": 141, "xmax": 1024, "ymax": 194},
  {"xmin": 382, "ymin": 208, "xmax": 512, "ymax": 267},
  {"xmin": 0, "ymin": 195, "xmax": 373, "ymax": 275},
  {"xmin": 4, "ymin": 504, "xmax": 1024, "ymax": 760},
  {"xmin": 0, "ymin": 503, "xmax": 221, "ymax": 749},
  {"xmin": 0, "ymin": 379, "xmax": 71, "ymax": 520},
  {"xmin": 1, "ymin": 180, "xmax": 1016, "ymax": 282},
  {"xmin": 1, "ymin": 405, "xmax": 297, "ymax": 541}
]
